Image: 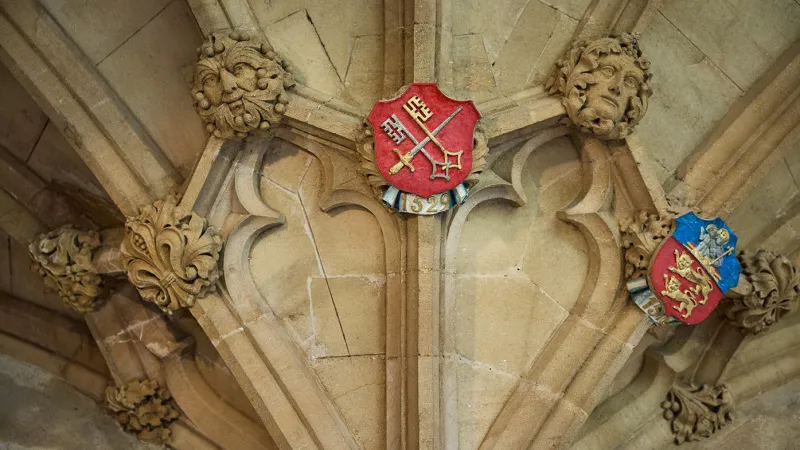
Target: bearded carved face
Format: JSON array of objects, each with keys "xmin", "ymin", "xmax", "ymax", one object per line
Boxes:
[
  {"xmin": 192, "ymin": 32, "xmax": 295, "ymax": 140},
  {"xmin": 547, "ymin": 33, "xmax": 652, "ymax": 140}
]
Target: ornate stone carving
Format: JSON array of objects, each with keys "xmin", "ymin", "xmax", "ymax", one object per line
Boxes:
[
  {"xmin": 356, "ymin": 121, "xmax": 391, "ymax": 198},
  {"xmin": 547, "ymin": 33, "xmax": 653, "ymax": 140},
  {"xmin": 192, "ymin": 31, "xmax": 295, "ymax": 140},
  {"xmin": 106, "ymin": 380, "xmax": 180, "ymax": 444},
  {"xmin": 661, "ymin": 381, "xmax": 733, "ymax": 444},
  {"xmin": 121, "ymin": 196, "xmax": 222, "ymax": 313},
  {"xmin": 620, "ymin": 211, "xmax": 673, "ymax": 279},
  {"xmin": 28, "ymin": 226, "xmax": 105, "ymax": 312},
  {"xmin": 719, "ymin": 250, "xmax": 800, "ymax": 334}
]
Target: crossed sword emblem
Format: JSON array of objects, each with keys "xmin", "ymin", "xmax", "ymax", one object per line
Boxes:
[{"xmin": 380, "ymin": 96, "xmax": 463, "ymax": 181}]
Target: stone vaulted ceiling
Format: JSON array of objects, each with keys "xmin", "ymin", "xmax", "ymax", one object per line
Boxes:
[{"xmin": 0, "ymin": 0, "xmax": 798, "ymax": 449}]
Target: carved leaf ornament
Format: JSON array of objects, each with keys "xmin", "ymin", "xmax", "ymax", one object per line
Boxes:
[
  {"xmin": 721, "ymin": 249, "xmax": 800, "ymax": 334},
  {"xmin": 661, "ymin": 382, "xmax": 733, "ymax": 444},
  {"xmin": 121, "ymin": 196, "xmax": 222, "ymax": 313},
  {"xmin": 620, "ymin": 211, "xmax": 673, "ymax": 279},
  {"xmin": 28, "ymin": 226, "xmax": 105, "ymax": 312},
  {"xmin": 106, "ymin": 380, "xmax": 180, "ymax": 444}
]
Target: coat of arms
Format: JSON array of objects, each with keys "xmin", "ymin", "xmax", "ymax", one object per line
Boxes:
[
  {"xmin": 367, "ymin": 83, "xmax": 480, "ymax": 214},
  {"xmin": 628, "ymin": 212, "xmax": 742, "ymax": 325}
]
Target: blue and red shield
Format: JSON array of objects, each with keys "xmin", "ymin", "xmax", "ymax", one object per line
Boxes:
[{"xmin": 646, "ymin": 212, "xmax": 741, "ymax": 325}]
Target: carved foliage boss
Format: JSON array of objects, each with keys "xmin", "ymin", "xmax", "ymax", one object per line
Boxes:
[
  {"xmin": 661, "ymin": 381, "xmax": 732, "ymax": 444},
  {"xmin": 29, "ymin": 226, "xmax": 104, "ymax": 312},
  {"xmin": 720, "ymin": 249, "xmax": 800, "ymax": 334},
  {"xmin": 547, "ymin": 33, "xmax": 653, "ymax": 140},
  {"xmin": 106, "ymin": 380, "xmax": 179, "ymax": 444},
  {"xmin": 192, "ymin": 31, "xmax": 295, "ymax": 140},
  {"xmin": 121, "ymin": 196, "xmax": 222, "ymax": 313}
]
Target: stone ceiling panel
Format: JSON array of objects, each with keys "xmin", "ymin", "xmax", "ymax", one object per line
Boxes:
[
  {"xmin": 660, "ymin": 0, "xmax": 800, "ymax": 90},
  {"xmin": 636, "ymin": 12, "xmax": 743, "ymax": 186},
  {"xmin": 97, "ymin": 0, "xmax": 205, "ymax": 178},
  {"xmin": 40, "ymin": 0, "xmax": 172, "ymax": 64},
  {"xmin": 247, "ymin": 145, "xmax": 386, "ymax": 447},
  {"xmin": 0, "ymin": 64, "xmax": 48, "ymax": 162}
]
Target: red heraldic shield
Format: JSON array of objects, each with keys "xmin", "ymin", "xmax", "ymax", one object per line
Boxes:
[
  {"xmin": 649, "ymin": 237, "xmax": 723, "ymax": 325},
  {"xmin": 367, "ymin": 84, "xmax": 480, "ymax": 198}
]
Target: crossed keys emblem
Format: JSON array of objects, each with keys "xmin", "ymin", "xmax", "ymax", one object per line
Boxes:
[{"xmin": 379, "ymin": 96, "xmax": 464, "ymax": 181}]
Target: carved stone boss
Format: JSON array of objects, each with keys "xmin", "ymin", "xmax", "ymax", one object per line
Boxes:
[
  {"xmin": 719, "ymin": 249, "xmax": 800, "ymax": 334},
  {"xmin": 547, "ymin": 33, "xmax": 653, "ymax": 140},
  {"xmin": 29, "ymin": 226, "xmax": 105, "ymax": 312},
  {"xmin": 363, "ymin": 83, "xmax": 485, "ymax": 214},
  {"xmin": 120, "ymin": 196, "xmax": 222, "ymax": 313},
  {"xmin": 192, "ymin": 31, "xmax": 294, "ymax": 140},
  {"xmin": 661, "ymin": 381, "xmax": 733, "ymax": 445},
  {"xmin": 106, "ymin": 379, "xmax": 180, "ymax": 444}
]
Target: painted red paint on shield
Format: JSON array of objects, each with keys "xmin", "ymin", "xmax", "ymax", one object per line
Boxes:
[
  {"xmin": 649, "ymin": 237, "xmax": 723, "ymax": 325},
  {"xmin": 367, "ymin": 84, "xmax": 480, "ymax": 198}
]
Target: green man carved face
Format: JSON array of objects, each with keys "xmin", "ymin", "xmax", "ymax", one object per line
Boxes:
[
  {"xmin": 192, "ymin": 32, "xmax": 295, "ymax": 140},
  {"xmin": 547, "ymin": 33, "xmax": 653, "ymax": 140}
]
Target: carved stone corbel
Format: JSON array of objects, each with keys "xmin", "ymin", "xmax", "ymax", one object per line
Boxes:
[
  {"xmin": 120, "ymin": 196, "xmax": 222, "ymax": 313},
  {"xmin": 719, "ymin": 249, "xmax": 800, "ymax": 334},
  {"xmin": 28, "ymin": 226, "xmax": 106, "ymax": 312},
  {"xmin": 546, "ymin": 33, "xmax": 653, "ymax": 140},
  {"xmin": 192, "ymin": 31, "xmax": 295, "ymax": 140},
  {"xmin": 661, "ymin": 381, "xmax": 733, "ymax": 444},
  {"xmin": 105, "ymin": 379, "xmax": 180, "ymax": 444}
]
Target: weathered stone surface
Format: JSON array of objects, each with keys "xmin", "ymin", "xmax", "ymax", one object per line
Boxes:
[
  {"xmin": 313, "ymin": 356, "xmax": 385, "ymax": 450},
  {"xmin": 452, "ymin": 34, "xmax": 499, "ymax": 104},
  {"xmin": 40, "ymin": 0, "xmax": 172, "ymax": 64},
  {"xmin": 97, "ymin": 0, "xmax": 205, "ymax": 176},
  {"xmin": 248, "ymin": 0, "xmax": 382, "ymax": 84},
  {"xmin": 454, "ymin": 276, "xmax": 568, "ymax": 375},
  {"xmin": 493, "ymin": 1, "xmax": 559, "ymax": 94},
  {"xmin": 660, "ymin": 0, "xmax": 800, "ymax": 90},
  {"xmin": 0, "ymin": 354, "xmax": 155, "ymax": 450},
  {"xmin": 636, "ymin": 13, "xmax": 743, "ymax": 185},
  {"xmin": 452, "ymin": 0, "xmax": 530, "ymax": 65},
  {"xmin": 456, "ymin": 356, "xmax": 518, "ymax": 449},
  {"xmin": 27, "ymin": 123, "xmax": 107, "ymax": 199},
  {"xmin": 726, "ymin": 161, "xmax": 800, "ymax": 249},
  {"xmin": 343, "ymin": 36, "xmax": 383, "ymax": 111},
  {"xmin": 265, "ymin": 11, "xmax": 344, "ymax": 98},
  {"xmin": 0, "ymin": 64, "xmax": 48, "ymax": 161}
]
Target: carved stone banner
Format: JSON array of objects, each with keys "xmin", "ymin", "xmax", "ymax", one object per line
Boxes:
[
  {"xmin": 547, "ymin": 33, "xmax": 652, "ymax": 140},
  {"xmin": 365, "ymin": 83, "xmax": 482, "ymax": 214},
  {"xmin": 192, "ymin": 31, "xmax": 295, "ymax": 140},
  {"xmin": 28, "ymin": 226, "xmax": 105, "ymax": 312},
  {"xmin": 121, "ymin": 196, "xmax": 222, "ymax": 313}
]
